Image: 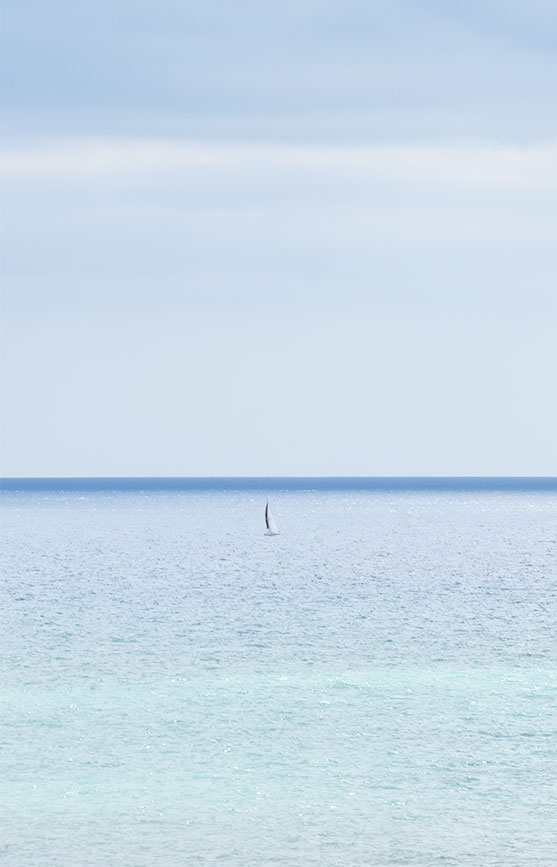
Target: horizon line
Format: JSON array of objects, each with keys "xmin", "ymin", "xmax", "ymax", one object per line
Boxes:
[
  {"xmin": 2, "ymin": 475, "xmax": 556, "ymax": 481},
  {"xmin": 2, "ymin": 475, "xmax": 556, "ymax": 493}
]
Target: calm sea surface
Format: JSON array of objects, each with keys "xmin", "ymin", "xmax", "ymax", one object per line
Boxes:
[{"xmin": 1, "ymin": 480, "xmax": 556, "ymax": 866}]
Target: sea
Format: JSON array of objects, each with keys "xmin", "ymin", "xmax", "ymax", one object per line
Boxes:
[{"xmin": 1, "ymin": 478, "xmax": 556, "ymax": 866}]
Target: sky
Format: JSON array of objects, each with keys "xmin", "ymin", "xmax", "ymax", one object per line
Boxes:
[{"xmin": 1, "ymin": 0, "xmax": 556, "ymax": 476}]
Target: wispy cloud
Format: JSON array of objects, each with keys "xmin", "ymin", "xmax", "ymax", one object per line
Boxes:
[{"xmin": 3, "ymin": 138, "xmax": 557, "ymax": 190}]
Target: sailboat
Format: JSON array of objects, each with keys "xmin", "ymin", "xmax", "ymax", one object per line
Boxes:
[{"xmin": 265, "ymin": 500, "xmax": 280, "ymax": 536}]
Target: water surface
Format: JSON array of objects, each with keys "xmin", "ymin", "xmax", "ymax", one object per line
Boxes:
[{"xmin": 1, "ymin": 481, "xmax": 556, "ymax": 865}]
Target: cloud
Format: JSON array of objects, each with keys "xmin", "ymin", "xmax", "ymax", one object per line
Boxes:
[
  {"xmin": 2, "ymin": 136, "xmax": 555, "ymax": 320},
  {"xmin": 2, "ymin": 138, "xmax": 557, "ymax": 191}
]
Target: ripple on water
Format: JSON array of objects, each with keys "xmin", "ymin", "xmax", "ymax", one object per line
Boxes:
[{"xmin": 1, "ymin": 488, "xmax": 556, "ymax": 866}]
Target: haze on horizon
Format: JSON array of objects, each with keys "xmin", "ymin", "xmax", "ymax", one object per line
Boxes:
[{"xmin": 1, "ymin": 0, "xmax": 556, "ymax": 477}]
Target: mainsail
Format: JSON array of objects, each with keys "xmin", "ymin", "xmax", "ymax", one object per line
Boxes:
[{"xmin": 265, "ymin": 501, "xmax": 279, "ymax": 535}]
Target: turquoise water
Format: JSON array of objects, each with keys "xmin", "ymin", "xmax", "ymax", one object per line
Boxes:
[{"xmin": 1, "ymin": 483, "xmax": 556, "ymax": 865}]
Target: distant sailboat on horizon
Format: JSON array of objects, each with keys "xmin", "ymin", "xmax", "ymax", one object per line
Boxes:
[{"xmin": 265, "ymin": 500, "xmax": 279, "ymax": 536}]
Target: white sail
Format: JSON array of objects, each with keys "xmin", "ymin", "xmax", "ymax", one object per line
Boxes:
[{"xmin": 265, "ymin": 501, "xmax": 279, "ymax": 535}]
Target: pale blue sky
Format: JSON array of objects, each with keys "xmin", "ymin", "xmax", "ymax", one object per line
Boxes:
[{"xmin": 1, "ymin": 0, "xmax": 556, "ymax": 475}]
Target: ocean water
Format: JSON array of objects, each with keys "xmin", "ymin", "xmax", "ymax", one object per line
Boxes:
[{"xmin": 1, "ymin": 480, "xmax": 556, "ymax": 866}]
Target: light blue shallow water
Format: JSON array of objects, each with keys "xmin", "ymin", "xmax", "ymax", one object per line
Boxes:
[{"xmin": 1, "ymin": 484, "xmax": 556, "ymax": 865}]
